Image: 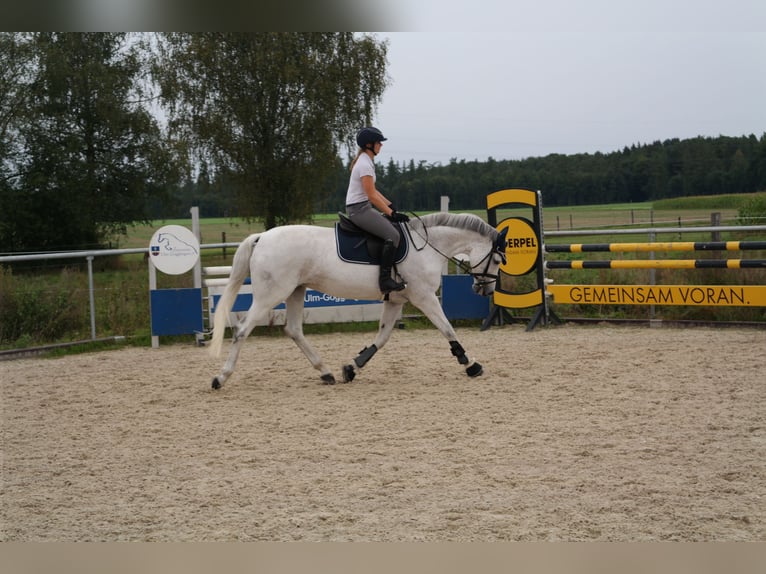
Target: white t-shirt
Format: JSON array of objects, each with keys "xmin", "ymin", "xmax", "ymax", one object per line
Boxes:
[{"xmin": 345, "ymin": 153, "xmax": 376, "ymax": 205}]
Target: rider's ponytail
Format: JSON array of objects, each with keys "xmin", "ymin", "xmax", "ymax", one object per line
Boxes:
[{"xmin": 349, "ymin": 149, "xmax": 365, "ymax": 171}]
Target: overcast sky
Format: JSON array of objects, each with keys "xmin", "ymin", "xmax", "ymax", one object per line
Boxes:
[
  {"xmin": 372, "ymin": 1, "xmax": 766, "ymax": 165},
  {"xmin": 10, "ymin": 1, "xmax": 761, "ymax": 168}
]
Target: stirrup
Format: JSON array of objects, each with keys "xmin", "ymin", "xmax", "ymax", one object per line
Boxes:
[{"xmin": 380, "ymin": 278, "xmax": 406, "ymax": 294}]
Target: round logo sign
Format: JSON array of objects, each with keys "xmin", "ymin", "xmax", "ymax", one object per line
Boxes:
[
  {"xmin": 497, "ymin": 217, "xmax": 539, "ymax": 276},
  {"xmin": 149, "ymin": 225, "xmax": 200, "ymax": 275}
]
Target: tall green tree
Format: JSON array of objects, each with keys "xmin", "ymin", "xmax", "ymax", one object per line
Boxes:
[
  {"xmin": 0, "ymin": 32, "xmax": 175, "ymax": 253},
  {"xmin": 152, "ymin": 32, "xmax": 388, "ymax": 228},
  {"xmin": 0, "ymin": 33, "xmax": 32, "ymax": 176},
  {"xmin": 0, "ymin": 33, "xmax": 34, "ymax": 249}
]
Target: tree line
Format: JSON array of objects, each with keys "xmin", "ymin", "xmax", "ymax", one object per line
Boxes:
[
  {"xmin": 2, "ymin": 33, "xmax": 764, "ymax": 254},
  {"xmin": 176, "ymin": 133, "xmax": 766, "ymax": 217},
  {"xmin": 366, "ymin": 134, "xmax": 766, "ymax": 212}
]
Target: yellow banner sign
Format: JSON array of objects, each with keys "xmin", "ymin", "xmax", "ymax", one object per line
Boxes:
[
  {"xmin": 547, "ymin": 284, "xmax": 766, "ymax": 307},
  {"xmin": 497, "ymin": 217, "xmax": 539, "ymax": 276}
]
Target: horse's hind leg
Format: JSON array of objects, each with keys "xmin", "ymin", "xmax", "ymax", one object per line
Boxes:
[
  {"xmin": 211, "ymin": 303, "xmax": 270, "ymax": 389},
  {"xmin": 342, "ymin": 301, "xmax": 403, "ymax": 383},
  {"xmin": 283, "ymin": 287, "xmax": 336, "ymax": 384}
]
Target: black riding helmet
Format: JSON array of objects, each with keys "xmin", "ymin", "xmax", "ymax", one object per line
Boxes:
[{"xmin": 356, "ymin": 126, "xmax": 387, "ymax": 150}]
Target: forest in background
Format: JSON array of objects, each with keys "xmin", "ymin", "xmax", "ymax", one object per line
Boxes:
[{"xmin": 174, "ymin": 134, "xmax": 766, "ymax": 219}]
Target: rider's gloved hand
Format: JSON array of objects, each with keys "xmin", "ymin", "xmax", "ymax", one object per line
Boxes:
[{"xmin": 388, "ymin": 210, "xmax": 410, "ymax": 223}]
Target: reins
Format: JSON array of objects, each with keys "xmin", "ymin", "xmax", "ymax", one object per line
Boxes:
[{"xmin": 401, "ymin": 214, "xmax": 501, "ymax": 288}]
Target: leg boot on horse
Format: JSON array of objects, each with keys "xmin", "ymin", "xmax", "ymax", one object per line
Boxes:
[{"xmin": 379, "ymin": 239, "xmax": 406, "ymax": 294}]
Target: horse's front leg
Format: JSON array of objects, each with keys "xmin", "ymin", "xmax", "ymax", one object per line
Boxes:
[
  {"xmin": 408, "ymin": 292, "xmax": 483, "ymax": 377},
  {"xmin": 342, "ymin": 301, "xmax": 404, "ymax": 383}
]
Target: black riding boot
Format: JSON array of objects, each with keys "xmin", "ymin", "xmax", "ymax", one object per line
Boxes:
[{"xmin": 379, "ymin": 239, "xmax": 406, "ymax": 293}]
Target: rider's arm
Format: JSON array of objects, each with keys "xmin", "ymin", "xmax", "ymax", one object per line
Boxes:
[{"xmin": 361, "ymin": 175, "xmax": 395, "ymax": 216}]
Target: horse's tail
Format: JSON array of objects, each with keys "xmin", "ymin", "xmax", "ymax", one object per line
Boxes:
[{"xmin": 208, "ymin": 233, "xmax": 262, "ymax": 358}]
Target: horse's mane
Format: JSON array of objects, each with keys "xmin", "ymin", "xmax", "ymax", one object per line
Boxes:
[{"xmin": 414, "ymin": 212, "xmax": 498, "ymax": 239}]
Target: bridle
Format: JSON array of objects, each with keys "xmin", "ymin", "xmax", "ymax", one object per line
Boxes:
[
  {"xmin": 402, "ymin": 216, "xmax": 507, "ymax": 293},
  {"xmin": 464, "ymin": 248, "xmax": 504, "ymax": 292}
]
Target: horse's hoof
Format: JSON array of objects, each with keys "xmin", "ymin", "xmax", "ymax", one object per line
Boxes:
[
  {"xmin": 466, "ymin": 362, "xmax": 483, "ymax": 377},
  {"xmin": 342, "ymin": 364, "xmax": 356, "ymax": 383},
  {"xmin": 321, "ymin": 373, "xmax": 336, "ymax": 385},
  {"xmin": 212, "ymin": 377, "xmax": 222, "ymax": 390}
]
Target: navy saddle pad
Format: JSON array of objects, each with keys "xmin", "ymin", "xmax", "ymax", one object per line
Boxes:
[{"xmin": 335, "ymin": 215, "xmax": 408, "ymax": 265}]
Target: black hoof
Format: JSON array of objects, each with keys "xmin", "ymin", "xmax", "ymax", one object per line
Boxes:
[
  {"xmin": 342, "ymin": 364, "xmax": 356, "ymax": 383},
  {"xmin": 466, "ymin": 362, "xmax": 483, "ymax": 377},
  {"xmin": 321, "ymin": 373, "xmax": 336, "ymax": 385},
  {"xmin": 212, "ymin": 377, "xmax": 221, "ymax": 390}
]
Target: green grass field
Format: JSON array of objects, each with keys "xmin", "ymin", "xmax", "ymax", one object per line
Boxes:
[
  {"xmin": 117, "ymin": 213, "xmax": 342, "ymax": 249},
  {"xmin": 118, "ymin": 198, "xmax": 751, "ymax": 249}
]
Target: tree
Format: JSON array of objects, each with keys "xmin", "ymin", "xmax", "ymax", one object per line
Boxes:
[
  {"xmin": 0, "ymin": 33, "xmax": 34, "ymax": 250},
  {"xmin": 152, "ymin": 33, "xmax": 388, "ymax": 228},
  {"xmin": 0, "ymin": 33, "xmax": 176, "ymax": 253},
  {"xmin": 0, "ymin": 33, "xmax": 32, "ymax": 181}
]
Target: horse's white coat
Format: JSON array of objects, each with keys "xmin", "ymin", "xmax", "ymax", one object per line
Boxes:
[{"xmin": 209, "ymin": 213, "xmax": 505, "ymax": 386}]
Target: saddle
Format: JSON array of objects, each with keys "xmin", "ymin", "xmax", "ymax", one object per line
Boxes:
[{"xmin": 335, "ymin": 212, "xmax": 408, "ymax": 265}]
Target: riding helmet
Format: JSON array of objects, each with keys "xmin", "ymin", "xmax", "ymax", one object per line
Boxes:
[{"xmin": 356, "ymin": 126, "xmax": 387, "ymax": 148}]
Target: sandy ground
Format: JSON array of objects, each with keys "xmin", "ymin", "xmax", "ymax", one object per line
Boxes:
[{"xmin": 1, "ymin": 324, "xmax": 764, "ymax": 541}]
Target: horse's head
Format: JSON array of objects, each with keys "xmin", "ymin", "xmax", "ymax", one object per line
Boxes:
[
  {"xmin": 411, "ymin": 213, "xmax": 508, "ymax": 297},
  {"xmin": 468, "ymin": 226, "xmax": 507, "ymax": 297}
]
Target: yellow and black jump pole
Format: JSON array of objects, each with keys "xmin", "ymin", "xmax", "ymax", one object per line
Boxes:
[{"xmin": 482, "ymin": 188, "xmax": 561, "ymax": 331}]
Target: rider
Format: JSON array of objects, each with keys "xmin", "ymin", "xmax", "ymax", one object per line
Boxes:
[{"xmin": 345, "ymin": 126, "xmax": 409, "ymax": 294}]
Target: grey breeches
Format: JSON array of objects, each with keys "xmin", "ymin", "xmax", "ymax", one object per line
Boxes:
[{"xmin": 346, "ymin": 201, "xmax": 401, "ymax": 247}]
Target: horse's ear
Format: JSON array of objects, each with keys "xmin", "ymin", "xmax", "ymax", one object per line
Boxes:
[
  {"xmin": 495, "ymin": 227, "xmax": 508, "ymax": 250},
  {"xmin": 495, "ymin": 227, "xmax": 508, "ymax": 263}
]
